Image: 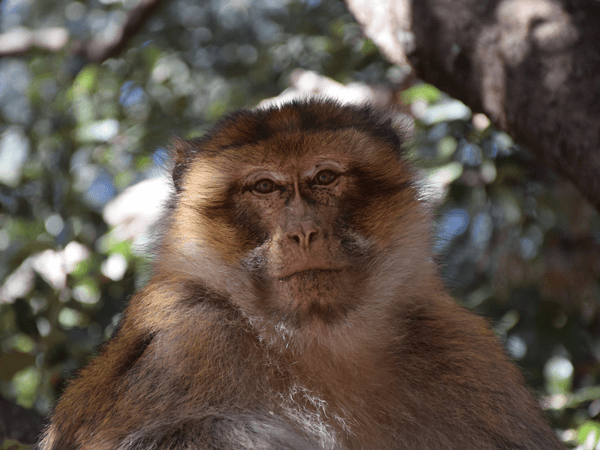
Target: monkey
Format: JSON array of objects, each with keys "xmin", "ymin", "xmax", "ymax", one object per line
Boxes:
[{"xmin": 38, "ymin": 99, "xmax": 563, "ymax": 450}]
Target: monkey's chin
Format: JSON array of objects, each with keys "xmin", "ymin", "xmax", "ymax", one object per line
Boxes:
[{"xmin": 270, "ymin": 269, "xmax": 359, "ymax": 326}]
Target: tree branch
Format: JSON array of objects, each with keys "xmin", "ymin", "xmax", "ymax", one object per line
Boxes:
[
  {"xmin": 0, "ymin": 0, "xmax": 165, "ymax": 64},
  {"xmin": 0, "ymin": 27, "xmax": 69, "ymax": 56},
  {"xmin": 75, "ymin": 0, "xmax": 165, "ymax": 63},
  {"xmin": 346, "ymin": 0, "xmax": 600, "ymax": 210}
]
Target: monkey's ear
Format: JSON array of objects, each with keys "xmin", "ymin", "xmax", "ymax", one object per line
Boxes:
[{"xmin": 169, "ymin": 137, "xmax": 196, "ymax": 193}]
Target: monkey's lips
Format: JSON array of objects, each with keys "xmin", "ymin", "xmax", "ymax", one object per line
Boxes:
[
  {"xmin": 270, "ymin": 267, "xmax": 358, "ymax": 321},
  {"xmin": 275, "ymin": 268, "xmax": 344, "ymax": 281}
]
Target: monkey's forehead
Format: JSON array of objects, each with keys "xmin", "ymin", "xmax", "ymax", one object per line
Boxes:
[
  {"xmin": 193, "ymin": 99, "xmax": 405, "ymax": 158},
  {"xmin": 171, "ymin": 100, "xmax": 411, "ymax": 190},
  {"xmin": 221, "ymin": 129, "xmax": 390, "ymax": 166}
]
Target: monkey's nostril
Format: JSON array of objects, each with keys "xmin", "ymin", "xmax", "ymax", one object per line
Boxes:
[{"xmin": 288, "ymin": 230, "xmax": 318, "ymax": 247}]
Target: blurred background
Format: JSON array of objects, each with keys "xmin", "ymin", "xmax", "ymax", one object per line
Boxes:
[{"xmin": 0, "ymin": 0, "xmax": 599, "ymax": 448}]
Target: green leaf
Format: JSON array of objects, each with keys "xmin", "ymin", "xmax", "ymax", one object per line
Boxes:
[
  {"xmin": 401, "ymin": 84, "xmax": 442, "ymax": 104},
  {"xmin": 577, "ymin": 421, "xmax": 600, "ymax": 446},
  {"xmin": 71, "ymin": 66, "xmax": 100, "ymax": 98},
  {"xmin": 0, "ymin": 438, "xmax": 34, "ymax": 450}
]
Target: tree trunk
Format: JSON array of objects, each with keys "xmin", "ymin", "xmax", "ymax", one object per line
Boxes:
[{"xmin": 346, "ymin": 0, "xmax": 600, "ymax": 210}]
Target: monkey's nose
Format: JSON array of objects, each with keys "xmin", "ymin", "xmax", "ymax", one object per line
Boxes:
[{"xmin": 286, "ymin": 224, "xmax": 320, "ymax": 250}]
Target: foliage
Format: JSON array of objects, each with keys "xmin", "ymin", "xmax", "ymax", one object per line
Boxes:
[
  {"xmin": 0, "ymin": 439, "xmax": 31, "ymax": 450},
  {"xmin": 0, "ymin": 0, "xmax": 598, "ymax": 447},
  {"xmin": 406, "ymin": 92, "xmax": 600, "ymax": 447}
]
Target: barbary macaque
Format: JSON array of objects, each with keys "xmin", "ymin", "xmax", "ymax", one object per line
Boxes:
[{"xmin": 38, "ymin": 99, "xmax": 563, "ymax": 449}]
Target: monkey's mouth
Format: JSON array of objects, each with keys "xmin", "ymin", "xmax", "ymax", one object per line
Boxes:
[
  {"xmin": 276, "ymin": 268, "xmax": 343, "ymax": 282},
  {"xmin": 270, "ymin": 268, "xmax": 358, "ymax": 323}
]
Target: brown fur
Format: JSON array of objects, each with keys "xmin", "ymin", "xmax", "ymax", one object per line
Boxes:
[{"xmin": 38, "ymin": 99, "xmax": 563, "ymax": 450}]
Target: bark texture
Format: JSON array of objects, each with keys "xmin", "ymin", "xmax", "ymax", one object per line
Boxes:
[{"xmin": 346, "ymin": 0, "xmax": 600, "ymax": 210}]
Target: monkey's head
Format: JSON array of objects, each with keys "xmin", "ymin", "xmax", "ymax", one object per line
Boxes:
[{"xmin": 160, "ymin": 100, "xmax": 435, "ymax": 334}]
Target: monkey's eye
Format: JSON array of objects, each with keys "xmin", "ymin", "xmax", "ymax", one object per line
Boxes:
[
  {"xmin": 314, "ymin": 170, "xmax": 337, "ymax": 186},
  {"xmin": 252, "ymin": 178, "xmax": 276, "ymax": 194}
]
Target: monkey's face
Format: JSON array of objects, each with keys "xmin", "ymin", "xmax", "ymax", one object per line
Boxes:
[
  {"xmin": 166, "ymin": 102, "xmax": 430, "ymax": 328},
  {"xmin": 231, "ymin": 132, "xmax": 376, "ymax": 326}
]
